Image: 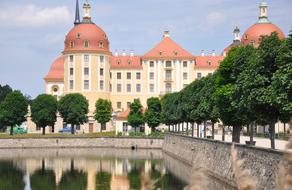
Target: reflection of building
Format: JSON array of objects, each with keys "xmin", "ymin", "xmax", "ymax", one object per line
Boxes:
[
  {"xmin": 27, "ymin": 1, "xmax": 287, "ymax": 133},
  {"xmin": 13, "ymin": 156, "xmax": 165, "ymax": 190}
]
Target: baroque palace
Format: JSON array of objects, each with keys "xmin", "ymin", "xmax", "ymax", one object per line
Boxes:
[{"xmin": 26, "ymin": 1, "xmax": 286, "ymax": 133}]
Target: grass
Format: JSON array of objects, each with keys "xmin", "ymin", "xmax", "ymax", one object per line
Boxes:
[{"xmin": 0, "ymin": 131, "xmax": 165, "ymax": 139}]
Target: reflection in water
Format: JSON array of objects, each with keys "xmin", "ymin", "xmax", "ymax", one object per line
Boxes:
[
  {"xmin": 0, "ymin": 149, "xmax": 186, "ymax": 190},
  {"xmin": 0, "ymin": 148, "xmax": 234, "ymax": 190},
  {"xmin": 0, "ymin": 161, "xmax": 25, "ymax": 190}
]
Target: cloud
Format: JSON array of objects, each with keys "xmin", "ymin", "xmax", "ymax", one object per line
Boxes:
[{"xmin": 0, "ymin": 4, "xmax": 71, "ymax": 28}]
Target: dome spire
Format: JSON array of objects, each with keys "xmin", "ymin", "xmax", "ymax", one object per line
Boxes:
[
  {"xmin": 82, "ymin": 0, "xmax": 92, "ymax": 23},
  {"xmin": 258, "ymin": 1, "xmax": 270, "ymax": 23},
  {"xmin": 233, "ymin": 26, "xmax": 241, "ymax": 41},
  {"xmin": 74, "ymin": 0, "xmax": 81, "ymax": 25}
]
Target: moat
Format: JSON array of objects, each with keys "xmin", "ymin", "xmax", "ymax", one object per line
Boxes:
[{"xmin": 0, "ymin": 148, "xmax": 234, "ymax": 190}]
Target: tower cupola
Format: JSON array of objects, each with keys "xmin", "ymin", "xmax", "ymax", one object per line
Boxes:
[
  {"xmin": 258, "ymin": 1, "xmax": 270, "ymax": 23},
  {"xmin": 82, "ymin": 0, "xmax": 92, "ymax": 23}
]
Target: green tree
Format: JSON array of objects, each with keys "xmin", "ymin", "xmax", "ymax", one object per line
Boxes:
[
  {"xmin": 58, "ymin": 93, "xmax": 89, "ymax": 134},
  {"xmin": 145, "ymin": 97, "xmax": 162, "ymax": 133},
  {"xmin": 94, "ymin": 99, "xmax": 112, "ymax": 132},
  {"xmin": 31, "ymin": 94, "xmax": 58, "ymax": 135},
  {"xmin": 0, "ymin": 91, "xmax": 28, "ymax": 135},
  {"xmin": 0, "ymin": 85, "xmax": 12, "ymax": 103},
  {"xmin": 127, "ymin": 99, "xmax": 144, "ymax": 132}
]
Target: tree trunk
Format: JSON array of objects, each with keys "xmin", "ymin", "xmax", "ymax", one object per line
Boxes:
[
  {"xmin": 42, "ymin": 159, "xmax": 45, "ymax": 172},
  {"xmin": 10, "ymin": 126, "xmax": 13, "ymax": 136},
  {"xmin": 232, "ymin": 126, "xmax": 242, "ymax": 143},
  {"xmin": 42, "ymin": 126, "xmax": 46, "ymax": 135},
  {"xmin": 247, "ymin": 125, "xmax": 249, "ymax": 135},
  {"xmin": 52, "ymin": 125, "xmax": 55, "ymax": 133},
  {"xmin": 263, "ymin": 125, "xmax": 266, "ymax": 134},
  {"xmin": 191, "ymin": 123, "xmax": 194, "ymax": 137},
  {"xmin": 250, "ymin": 123, "xmax": 254, "ymax": 145},
  {"xmin": 212, "ymin": 123, "xmax": 215, "ymax": 140},
  {"xmin": 197, "ymin": 123, "xmax": 200, "ymax": 138},
  {"xmin": 186, "ymin": 123, "xmax": 189, "ymax": 136},
  {"xmin": 178, "ymin": 124, "xmax": 180, "ymax": 133},
  {"xmin": 70, "ymin": 159, "xmax": 75, "ymax": 171},
  {"xmin": 222, "ymin": 126, "xmax": 225, "ymax": 141},
  {"xmin": 203, "ymin": 121, "xmax": 207, "ymax": 138},
  {"xmin": 284, "ymin": 123, "xmax": 286, "ymax": 135},
  {"xmin": 269, "ymin": 123, "xmax": 275, "ymax": 149},
  {"xmin": 100, "ymin": 123, "xmax": 102, "ymax": 133},
  {"xmin": 168, "ymin": 125, "xmax": 170, "ymax": 132},
  {"xmin": 71, "ymin": 125, "xmax": 75, "ymax": 135}
]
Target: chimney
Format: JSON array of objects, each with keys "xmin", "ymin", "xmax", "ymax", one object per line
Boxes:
[
  {"xmin": 114, "ymin": 49, "xmax": 118, "ymax": 56},
  {"xmin": 212, "ymin": 50, "xmax": 216, "ymax": 57},
  {"xmin": 223, "ymin": 50, "xmax": 227, "ymax": 57},
  {"xmin": 163, "ymin": 31, "xmax": 170, "ymax": 38},
  {"xmin": 201, "ymin": 50, "xmax": 205, "ymax": 56},
  {"xmin": 130, "ymin": 50, "xmax": 134, "ymax": 57},
  {"xmin": 122, "ymin": 50, "xmax": 126, "ymax": 56}
]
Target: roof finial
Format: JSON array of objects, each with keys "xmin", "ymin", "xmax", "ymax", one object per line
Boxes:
[
  {"xmin": 74, "ymin": 0, "xmax": 81, "ymax": 25},
  {"xmin": 82, "ymin": 0, "xmax": 92, "ymax": 23},
  {"xmin": 258, "ymin": 1, "xmax": 270, "ymax": 23}
]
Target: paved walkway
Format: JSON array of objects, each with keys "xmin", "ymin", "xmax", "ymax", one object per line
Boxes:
[{"xmin": 213, "ymin": 134, "xmax": 289, "ymax": 150}]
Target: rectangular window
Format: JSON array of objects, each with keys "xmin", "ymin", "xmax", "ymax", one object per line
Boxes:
[
  {"xmin": 136, "ymin": 72, "xmax": 141, "ymax": 80},
  {"xmin": 149, "ymin": 84, "xmax": 154, "ymax": 92},
  {"xmin": 110, "ymin": 72, "xmax": 112, "ymax": 79},
  {"xmin": 150, "ymin": 61, "xmax": 154, "ymax": 67},
  {"xmin": 183, "ymin": 61, "xmax": 188, "ymax": 67},
  {"xmin": 183, "ymin": 72, "xmax": 188, "ymax": 80},
  {"xmin": 84, "ymin": 55, "xmax": 89, "ymax": 62},
  {"xmin": 70, "ymin": 68, "xmax": 74, "ymax": 76},
  {"xmin": 76, "ymin": 125, "xmax": 81, "ymax": 130},
  {"xmin": 165, "ymin": 70, "xmax": 172, "ymax": 80},
  {"xmin": 100, "ymin": 56, "xmax": 104, "ymax": 63},
  {"xmin": 183, "ymin": 84, "xmax": 188, "ymax": 88},
  {"xmin": 136, "ymin": 84, "xmax": 141, "ymax": 92},
  {"xmin": 197, "ymin": 72, "xmax": 202, "ymax": 79},
  {"xmin": 69, "ymin": 55, "xmax": 74, "ymax": 62},
  {"xmin": 117, "ymin": 72, "xmax": 121, "ymax": 79},
  {"xmin": 69, "ymin": 80, "xmax": 74, "ymax": 90},
  {"xmin": 166, "ymin": 61, "xmax": 172, "ymax": 67},
  {"xmin": 84, "ymin": 80, "xmax": 89, "ymax": 90},
  {"xmin": 117, "ymin": 102, "xmax": 122, "ymax": 109},
  {"xmin": 84, "ymin": 67, "xmax": 89, "ymax": 75},
  {"xmin": 100, "ymin": 68, "xmax": 104, "ymax": 76},
  {"xmin": 110, "ymin": 84, "xmax": 112, "ymax": 92},
  {"xmin": 100, "ymin": 80, "xmax": 104, "ymax": 90},
  {"xmin": 117, "ymin": 84, "xmax": 122, "ymax": 92},
  {"xmin": 123, "ymin": 122, "xmax": 128, "ymax": 132},
  {"xmin": 149, "ymin": 72, "xmax": 154, "ymax": 80},
  {"xmin": 101, "ymin": 123, "xmax": 106, "ymax": 130},
  {"xmin": 127, "ymin": 72, "xmax": 131, "ymax": 80},
  {"xmin": 208, "ymin": 72, "xmax": 212, "ymax": 75},
  {"xmin": 127, "ymin": 102, "xmax": 131, "ymax": 108},
  {"xmin": 165, "ymin": 83, "xmax": 172, "ymax": 93},
  {"xmin": 127, "ymin": 84, "xmax": 131, "ymax": 92}
]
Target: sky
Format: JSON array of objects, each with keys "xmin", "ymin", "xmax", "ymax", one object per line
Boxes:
[{"xmin": 0, "ymin": 0, "xmax": 291, "ymax": 98}]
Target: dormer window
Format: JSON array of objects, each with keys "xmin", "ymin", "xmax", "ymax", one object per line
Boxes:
[
  {"xmin": 128, "ymin": 60, "xmax": 132, "ymax": 65},
  {"xmin": 77, "ymin": 33, "xmax": 81, "ymax": 39},
  {"xmin": 174, "ymin": 51, "xmax": 178, "ymax": 56},
  {"xmin": 245, "ymin": 34, "xmax": 248, "ymax": 40},
  {"xmin": 159, "ymin": 51, "xmax": 162, "ymax": 55},
  {"xmin": 84, "ymin": 40, "xmax": 89, "ymax": 48},
  {"xmin": 250, "ymin": 40, "xmax": 255, "ymax": 46},
  {"xmin": 208, "ymin": 61, "xmax": 211, "ymax": 65},
  {"xmin": 99, "ymin": 42, "xmax": 104, "ymax": 48},
  {"xmin": 117, "ymin": 60, "xmax": 121, "ymax": 65},
  {"xmin": 70, "ymin": 41, "xmax": 74, "ymax": 48}
]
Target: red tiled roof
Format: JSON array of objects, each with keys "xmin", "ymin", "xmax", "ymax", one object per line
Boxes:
[
  {"xmin": 110, "ymin": 56, "xmax": 142, "ymax": 69},
  {"xmin": 44, "ymin": 56, "xmax": 64, "ymax": 81},
  {"xmin": 117, "ymin": 108, "xmax": 146, "ymax": 120},
  {"xmin": 194, "ymin": 56, "xmax": 224, "ymax": 68},
  {"xmin": 143, "ymin": 37, "xmax": 193, "ymax": 60}
]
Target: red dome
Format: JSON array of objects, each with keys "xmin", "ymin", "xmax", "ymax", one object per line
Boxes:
[
  {"xmin": 44, "ymin": 56, "xmax": 64, "ymax": 81},
  {"xmin": 64, "ymin": 23, "xmax": 110, "ymax": 53},
  {"xmin": 241, "ymin": 23, "xmax": 285, "ymax": 47}
]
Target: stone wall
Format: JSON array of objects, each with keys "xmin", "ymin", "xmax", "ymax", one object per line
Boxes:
[
  {"xmin": 163, "ymin": 133, "xmax": 284, "ymax": 190},
  {"xmin": 0, "ymin": 137, "xmax": 163, "ymax": 149}
]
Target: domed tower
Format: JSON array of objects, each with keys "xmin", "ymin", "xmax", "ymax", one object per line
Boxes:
[
  {"xmin": 63, "ymin": 0, "xmax": 111, "ymax": 112},
  {"xmin": 241, "ymin": 2, "xmax": 285, "ymax": 47}
]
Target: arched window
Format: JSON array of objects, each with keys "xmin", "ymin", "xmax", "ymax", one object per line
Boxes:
[
  {"xmin": 70, "ymin": 41, "xmax": 74, "ymax": 48},
  {"xmin": 99, "ymin": 42, "xmax": 104, "ymax": 48},
  {"xmin": 84, "ymin": 40, "xmax": 89, "ymax": 48}
]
